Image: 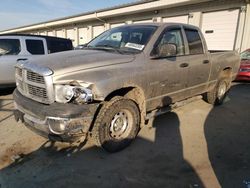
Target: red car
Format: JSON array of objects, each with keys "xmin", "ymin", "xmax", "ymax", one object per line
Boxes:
[{"xmin": 235, "ymin": 49, "xmax": 250, "ymax": 81}]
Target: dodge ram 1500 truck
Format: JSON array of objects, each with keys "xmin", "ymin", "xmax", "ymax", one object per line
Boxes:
[{"xmin": 13, "ymin": 23, "xmax": 240, "ymax": 152}]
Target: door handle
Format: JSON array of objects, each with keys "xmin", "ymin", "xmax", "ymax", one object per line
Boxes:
[
  {"xmin": 17, "ymin": 58, "xmax": 27, "ymax": 61},
  {"xmin": 203, "ymin": 60, "xmax": 210, "ymax": 64},
  {"xmin": 179, "ymin": 63, "xmax": 189, "ymax": 68}
]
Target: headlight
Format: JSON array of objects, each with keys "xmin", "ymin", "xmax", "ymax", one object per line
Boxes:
[
  {"xmin": 54, "ymin": 85, "xmax": 93, "ymax": 104},
  {"xmin": 63, "ymin": 85, "xmax": 75, "ymax": 100}
]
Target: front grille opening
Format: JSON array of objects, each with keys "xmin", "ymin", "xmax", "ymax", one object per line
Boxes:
[
  {"xmin": 28, "ymin": 84, "xmax": 48, "ymax": 99},
  {"xmin": 27, "ymin": 71, "xmax": 45, "ymax": 84},
  {"xmin": 16, "ymin": 68, "xmax": 22, "ymax": 77},
  {"xmin": 16, "ymin": 67, "xmax": 52, "ymax": 104}
]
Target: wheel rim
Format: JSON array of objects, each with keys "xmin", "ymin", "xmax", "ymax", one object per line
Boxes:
[
  {"xmin": 217, "ymin": 81, "xmax": 227, "ymax": 99},
  {"xmin": 109, "ymin": 109, "xmax": 133, "ymax": 139}
]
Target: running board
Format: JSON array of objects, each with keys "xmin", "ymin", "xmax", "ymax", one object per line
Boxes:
[{"xmin": 146, "ymin": 95, "xmax": 202, "ymax": 120}]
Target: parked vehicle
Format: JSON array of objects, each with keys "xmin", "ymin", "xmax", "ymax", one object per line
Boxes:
[
  {"xmin": 235, "ymin": 49, "xmax": 250, "ymax": 81},
  {"xmin": 75, "ymin": 44, "xmax": 86, "ymax": 50},
  {"xmin": 13, "ymin": 23, "xmax": 240, "ymax": 152},
  {"xmin": 0, "ymin": 34, "xmax": 73, "ymax": 88}
]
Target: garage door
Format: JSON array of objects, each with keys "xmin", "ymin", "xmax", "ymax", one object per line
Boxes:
[
  {"xmin": 163, "ymin": 15, "xmax": 188, "ymax": 24},
  {"xmin": 134, "ymin": 19, "xmax": 152, "ymax": 24},
  {"xmin": 93, "ymin": 25, "xmax": 105, "ymax": 38},
  {"xmin": 47, "ymin": 31, "xmax": 54, "ymax": 37},
  {"xmin": 56, "ymin": 30, "xmax": 64, "ymax": 38},
  {"xmin": 78, "ymin": 27, "xmax": 89, "ymax": 45},
  {"xmin": 201, "ymin": 10, "xmax": 239, "ymax": 51},
  {"xmin": 110, "ymin": 23, "xmax": 125, "ymax": 29},
  {"xmin": 39, "ymin": 31, "xmax": 47, "ymax": 36},
  {"xmin": 66, "ymin": 28, "xmax": 76, "ymax": 46}
]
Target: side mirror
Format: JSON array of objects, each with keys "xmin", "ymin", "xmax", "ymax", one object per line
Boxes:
[{"xmin": 153, "ymin": 43, "xmax": 177, "ymax": 58}]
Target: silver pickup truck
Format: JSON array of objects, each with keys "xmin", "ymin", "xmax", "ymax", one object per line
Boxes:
[{"xmin": 13, "ymin": 23, "xmax": 240, "ymax": 152}]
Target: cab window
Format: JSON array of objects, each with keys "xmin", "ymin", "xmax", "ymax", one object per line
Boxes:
[
  {"xmin": 184, "ymin": 29, "xmax": 204, "ymax": 55},
  {"xmin": 47, "ymin": 39, "xmax": 73, "ymax": 53},
  {"xmin": 26, "ymin": 39, "xmax": 45, "ymax": 55},
  {"xmin": 157, "ymin": 29, "xmax": 185, "ymax": 56},
  {"xmin": 0, "ymin": 39, "xmax": 21, "ymax": 55}
]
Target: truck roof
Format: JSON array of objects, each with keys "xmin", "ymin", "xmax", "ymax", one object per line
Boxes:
[
  {"xmin": 0, "ymin": 34, "xmax": 71, "ymax": 41},
  {"xmin": 116, "ymin": 22, "xmax": 200, "ymax": 30}
]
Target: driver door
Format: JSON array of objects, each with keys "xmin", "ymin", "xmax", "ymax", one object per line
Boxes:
[{"xmin": 146, "ymin": 27, "xmax": 189, "ymax": 110}]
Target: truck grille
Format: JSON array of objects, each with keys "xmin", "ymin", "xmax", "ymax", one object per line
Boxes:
[
  {"xmin": 15, "ymin": 67, "xmax": 54, "ymax": 104},
  {"xmin": 28, "ymin": 84, "xmax": 48, "ymax": 99},
  {"xmin": 27, "ymin": 71, "xmax": 45, "ymax": 84}
]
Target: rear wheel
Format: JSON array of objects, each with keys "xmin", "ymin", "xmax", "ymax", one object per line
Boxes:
[
  {"xmin": 204, "ymin": 77, "xmax": 231, "ymax": 105},
  {"xmin": 91, "ymin": 97, "xmax": 140, "ymax": 152}
]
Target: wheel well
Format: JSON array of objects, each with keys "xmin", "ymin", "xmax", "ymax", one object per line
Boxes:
[
  {"xmin": 104, "ymin": 87, "xmax": 146, "ymax": 127},
  {"xmin": 219, "ymin": 67, "xmax": 233, "ymax": 89},
  {"xmin": 221, "ymin": 67, "xmax": 233, "ymax": 78},
  {"xmin": 104, "ymin": 87, "xmax": 135, "ymax": 101}
]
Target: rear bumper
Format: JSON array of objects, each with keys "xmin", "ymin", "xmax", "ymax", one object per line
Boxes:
[{"xmin": 13, "ymin": 89, "xmax": 100, "ymax": 142}]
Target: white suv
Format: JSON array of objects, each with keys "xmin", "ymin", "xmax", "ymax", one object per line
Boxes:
[{"xmin": 0, "ymin": 35, "xmax": 73, "ymax": 88}]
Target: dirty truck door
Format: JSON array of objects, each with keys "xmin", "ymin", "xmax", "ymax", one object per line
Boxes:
[
  {"xmin": 146, "ymin": 27, "xmax": 189, "ymax": 110},
  {"xmin": 184, "ymin": 28, "xmax": 210, "ymax": 96}
]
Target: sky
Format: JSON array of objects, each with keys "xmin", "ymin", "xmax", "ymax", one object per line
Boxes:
[{"xmin": 0, "ymin": 0, "xmax": 138, "ymax": 31}]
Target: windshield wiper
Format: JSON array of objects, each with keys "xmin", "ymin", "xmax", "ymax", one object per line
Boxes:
[
  {"xmin": 96, "ymin": 44, "xmax": 114, "ymax": 48},
  {"xmin": 93, "ymin": 45, "xmax": 124, "ymax": 54}
]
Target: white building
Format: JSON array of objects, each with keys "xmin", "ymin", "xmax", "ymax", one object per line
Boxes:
[{"xmin": 1, "ymin": 0, "xmax": 250, "ymax": 51}]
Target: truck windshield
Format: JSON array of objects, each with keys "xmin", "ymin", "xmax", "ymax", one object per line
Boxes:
[
  {"xmin": 87, "ymin": 25, "xmax": 157, "ymax": 53},
  {"xmin": 0, "ymin": 39, "xmax": 21, "ymax": 56}
]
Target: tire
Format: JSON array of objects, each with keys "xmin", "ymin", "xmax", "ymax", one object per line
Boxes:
[
  {"xmin": 91, "ymin": 97, "xmax": 140, "ymax": 152},
  {"xmin": 203, "ymin": 77, "xmax": 231, "ymax": 105}
]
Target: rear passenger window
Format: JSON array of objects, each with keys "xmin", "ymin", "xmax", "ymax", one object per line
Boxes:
[
  {"xmin": 185, "ymin": 29, "xmax": 204, "ymax": 55},
  {"xmin": 26, "ymin": 40, "xmax": 45, "ymax": 55},
  {"xmin": 47, "ymin": 39, "xmax": 73, "ymax": 53}
]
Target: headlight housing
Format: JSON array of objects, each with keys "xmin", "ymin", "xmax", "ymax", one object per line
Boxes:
[{"xmin": 54, "ymin": 85, "xmax": 93, "ymax": 104}]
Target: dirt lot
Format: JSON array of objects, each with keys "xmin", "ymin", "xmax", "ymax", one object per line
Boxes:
[{"xmin": 0, "ymin": 83, "xmax": 249, "ymax": 188}]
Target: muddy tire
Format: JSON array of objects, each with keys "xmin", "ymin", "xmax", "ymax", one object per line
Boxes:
[
  {"xmin": 91, "ymin": 97, "xmax": 140, "ymax": 152},
  {"xmin": 204, "ymin": 77, "xmax": 231, "ymax": 105}
]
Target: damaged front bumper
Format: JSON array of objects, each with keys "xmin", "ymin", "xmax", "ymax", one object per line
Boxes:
[{"xmin": 13, "ymin": 89, "xmax": 99, "ymax": 142}]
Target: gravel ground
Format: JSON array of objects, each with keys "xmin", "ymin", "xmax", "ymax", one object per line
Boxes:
[{"xmin": 0, "ymin": 82, "xmax": 249, "ymax": 188}]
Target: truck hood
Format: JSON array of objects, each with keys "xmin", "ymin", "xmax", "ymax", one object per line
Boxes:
[{"xmin": 31, "ymin": 49, "xmax": 135, "ymax": 76}]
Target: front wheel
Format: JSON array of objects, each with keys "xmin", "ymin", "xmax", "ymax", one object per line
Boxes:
[{"xmin": 91, "ymin": 97, "xmax": 140, "ymax": 152}]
